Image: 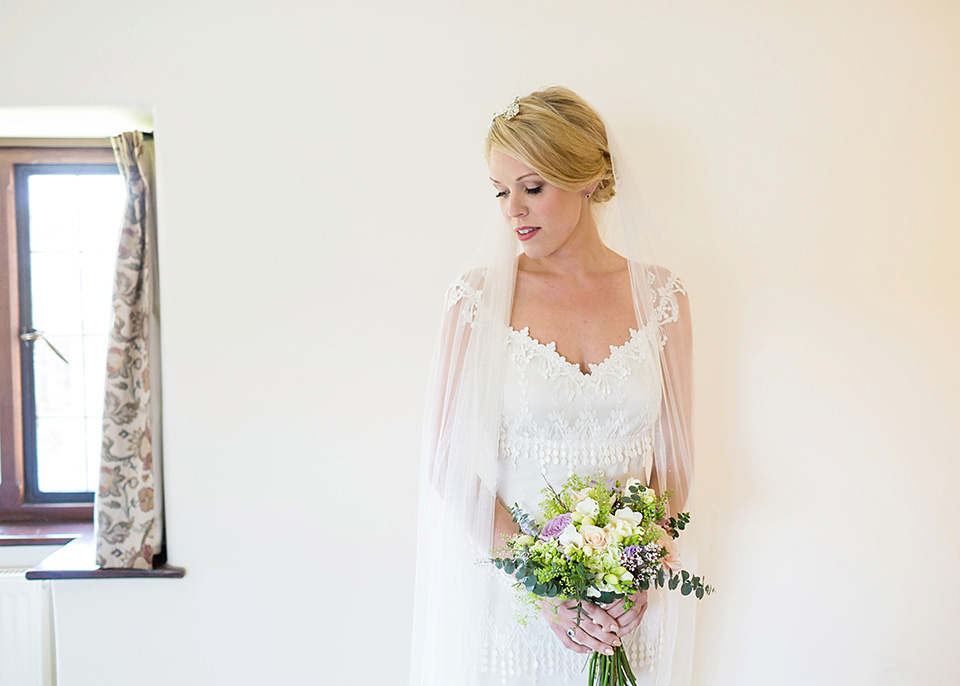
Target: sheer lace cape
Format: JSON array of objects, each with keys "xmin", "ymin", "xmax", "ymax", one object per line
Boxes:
[{"xmin": 410, "ymin": 127, "xmax": 697, "ymax": 686}]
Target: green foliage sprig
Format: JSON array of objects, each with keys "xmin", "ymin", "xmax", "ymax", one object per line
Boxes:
[
  {"xmin": 666, "ymin": 569, "xmax": 715, "ymax": 600},
  {"xmin": 509, "ymin": 502, "xmax": 541, "ymax": 537}
]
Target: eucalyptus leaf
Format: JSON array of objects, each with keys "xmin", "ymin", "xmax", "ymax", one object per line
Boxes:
[{"xmin": 595, "ymin": 591, "xmax": 617, "ymax": 604}]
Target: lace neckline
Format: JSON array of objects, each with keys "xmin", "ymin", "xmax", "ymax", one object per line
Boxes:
[{"xmin": 507, "ymin": 324, "xmax": 651, "ymax": 377}]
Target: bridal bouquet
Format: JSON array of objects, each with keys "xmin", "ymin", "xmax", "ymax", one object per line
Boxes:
[{"xmin": 489, "ymin": 473, "xmax": 713, "ymax": 686}]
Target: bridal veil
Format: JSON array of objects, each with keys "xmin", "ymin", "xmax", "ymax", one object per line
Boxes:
[{"xmin": 410, "ymin": 87, "xmax": 698, "ymax": 686}]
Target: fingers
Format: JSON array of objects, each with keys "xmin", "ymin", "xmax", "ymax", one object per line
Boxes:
[
  {"xmin": 550, "ymin": 601, "xmax": 621, "ymax": 655},
  {"xmin": 548, "ymin": 620, "xmax": 592, "ymax": 653},
  {"xmin": 600, "ymin": 598, "xmax": 627, "ymax": 619},
  {"xmin": 581, "ymin": 602, "xmax": 621, "ymax": 638},
  {"xmin": 616, "ymin": 608, "xmax": 643, "ymax": 635},
  {"xmin": 566, "ymin": 622, "xmax": 620, "ymax": 655},
  {"xmin": 546, "ymin": 592, "xmax": 650, "ymax": 656},
  {"xmin": 616, "ymin": 594, "xmax": 649, "ymax": 636}
]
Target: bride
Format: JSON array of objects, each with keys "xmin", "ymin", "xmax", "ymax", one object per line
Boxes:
[{"xmin": 411, "ymin": 87, "xmax": 696, "ymax": 686}]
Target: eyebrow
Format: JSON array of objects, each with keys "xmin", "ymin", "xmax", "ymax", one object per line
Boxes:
[{"xmin": 489, "ymin": 173, "xmax": 541, "ymax": 184}]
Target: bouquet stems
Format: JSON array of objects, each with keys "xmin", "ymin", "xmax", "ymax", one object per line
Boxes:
[{"xmin": 587, "ymin": 645, "xmax": 636, "ymax": 686}]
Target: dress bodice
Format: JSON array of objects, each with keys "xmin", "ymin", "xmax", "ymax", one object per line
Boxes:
[{"xmin": 496, "ymin": 322, "xmax": 662, "ymax": 514}]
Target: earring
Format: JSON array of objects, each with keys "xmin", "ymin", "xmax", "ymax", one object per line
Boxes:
[{"xmin": 584, "ymin": 193, "xmax": 591, "ymax": 199}]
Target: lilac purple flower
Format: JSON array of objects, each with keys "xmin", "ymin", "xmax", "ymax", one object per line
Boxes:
[{"xmin": 539, "ymin": 513, "xmax": 572, "ymax": 540}]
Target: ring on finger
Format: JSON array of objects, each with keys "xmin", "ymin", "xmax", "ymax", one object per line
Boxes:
[{"xmin": 566, "ymin": 627, "xmax": 576, "ymax": 639}]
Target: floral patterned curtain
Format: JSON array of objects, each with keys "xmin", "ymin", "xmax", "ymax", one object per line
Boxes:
[{"xmin": 95, "ymin": 131, "xmax": 163, "ymax": 569}]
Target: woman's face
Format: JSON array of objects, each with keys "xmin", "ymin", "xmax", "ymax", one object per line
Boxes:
[{"xmin": 488, "ymin": 148, "xmax": 590, "ymax": 260}]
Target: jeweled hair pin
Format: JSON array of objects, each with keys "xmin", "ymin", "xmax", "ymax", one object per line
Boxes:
[{"xmin": 493, "ymin": 97, "xmax": 520, "ymax": 122}]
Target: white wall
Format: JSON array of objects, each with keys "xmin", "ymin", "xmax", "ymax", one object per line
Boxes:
[{"xmin": 2, "ymin": 1, "xmax": 958, "ymax": 684}]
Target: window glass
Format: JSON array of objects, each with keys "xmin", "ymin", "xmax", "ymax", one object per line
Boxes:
[{"xmin": 23, "ymin": 170, "xmax": 125, "ymax": 495}]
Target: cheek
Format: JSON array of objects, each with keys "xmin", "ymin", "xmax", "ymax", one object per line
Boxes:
[
  {"xmin": 541, "ymin": 193, "xmax": 579, "ymax": 223},
  {"xmin": 547, "ymin": 199, "xmax": 579, "ymax": 226}
]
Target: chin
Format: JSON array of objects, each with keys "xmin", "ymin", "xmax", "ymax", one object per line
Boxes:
[{"xmin": 519, "ymin": 244, "xmax": 545, "ymax": 259}]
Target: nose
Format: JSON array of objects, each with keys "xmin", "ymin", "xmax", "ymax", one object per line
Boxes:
[{"xmin": 506, "ymin": 192, "xmax": 527, "ymax": 219}]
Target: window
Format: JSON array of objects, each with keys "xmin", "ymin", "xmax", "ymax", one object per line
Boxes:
[{"xmin": 0, "ymin": 143, "xmax": 122, "ymax": 522}]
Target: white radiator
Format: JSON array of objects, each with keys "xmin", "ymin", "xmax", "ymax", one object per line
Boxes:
[{"xmin": 0, "ymin": 568, "xmax": 55, "ymax": 686}]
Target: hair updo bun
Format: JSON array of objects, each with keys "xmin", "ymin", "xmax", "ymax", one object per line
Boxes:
[{"xmin": 486, "ymin": 86, "xmax": 616, "ymax": 204}]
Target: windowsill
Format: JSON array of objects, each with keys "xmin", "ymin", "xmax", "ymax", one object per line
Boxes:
[
  {"xmin": 0, "ymin": 521, "xmax": 91, "ymax": 546},
  {"xmin": 1, "ymin": 523, "xmax": 184, "ymax": 579},
  {"xmin": 27, "ymin": 532, "xmax": 184, "ymax": 579}
]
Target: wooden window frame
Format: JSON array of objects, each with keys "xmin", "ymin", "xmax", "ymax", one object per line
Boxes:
[{"xmin": 0, "ymin": 143, "xmax": 117, "ymax": 523}]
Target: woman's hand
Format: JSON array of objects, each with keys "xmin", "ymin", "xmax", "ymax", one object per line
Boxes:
[
  {"xmin": 602, "ymin": 591, "xmax": 648, "ymax": 637},
  {"xmin": 540, "ymin": 598, "xmax": 622, "ymax": 655}
]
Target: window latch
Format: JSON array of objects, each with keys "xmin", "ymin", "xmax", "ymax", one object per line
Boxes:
[{"xmin": 19, "ymin": 328, "xmax": 70, "ymax": 364}]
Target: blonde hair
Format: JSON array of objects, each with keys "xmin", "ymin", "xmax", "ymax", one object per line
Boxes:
[{"xmin": 486, "ymin": 86, "xmax": 615, "ymax": 203}]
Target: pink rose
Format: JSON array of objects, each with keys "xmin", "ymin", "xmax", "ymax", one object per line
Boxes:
[
  {"xmin": 580, "ymin": 525, "xmax": 608, "ymax": 549},
  {"xmin": 659, "ymin": 531, "xmax": 682, "ymax": 572}
]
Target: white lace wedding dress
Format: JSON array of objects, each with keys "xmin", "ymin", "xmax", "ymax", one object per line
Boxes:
[{"xmin": 469, "ymin": 269, "xmax": 687, "ymax": 686}]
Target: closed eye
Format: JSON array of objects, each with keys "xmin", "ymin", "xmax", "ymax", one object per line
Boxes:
[{"xmin": 494, "ymin": 185, "xmax": 542, "ymax": 198}]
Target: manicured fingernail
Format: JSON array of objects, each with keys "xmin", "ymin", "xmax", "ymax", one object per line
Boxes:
[
  {"xmin": 614, "ymin": 639, "xmax": 621, "ymax": 646},
  {"xmin": 609, "ymin": 625, "xmax": 618, "ymax": 633},
  {"xmin": 604, "ymin": 647, "xmax": 614, "ymax": 655}
]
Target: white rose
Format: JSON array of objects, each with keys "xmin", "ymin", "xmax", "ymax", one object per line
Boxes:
[
  {"xmin": 558, "ymin": 523, "xmax": 584, "ymax": 548},
  {"xmin": 608, "ymin": 516, "xmax": 633, "ymax": 539},
  {"xmin": 575, "ymin": 497, "xmax": 599, "ymax": 518}
]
